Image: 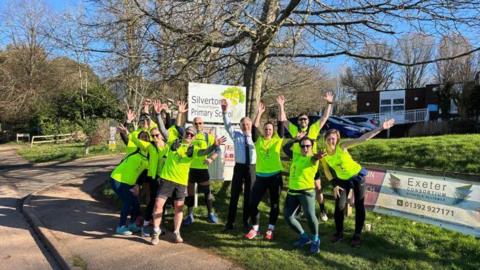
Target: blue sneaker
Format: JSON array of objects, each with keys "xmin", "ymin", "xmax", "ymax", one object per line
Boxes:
[
  {"xmin": 183, "ymin": 214, "xmax": 194, "ymax": 226},
  {"xmin": 128, "ymin": 223, "xmax": 140, "ymax": 233},
  {"xmin": 294, "ymin": 235, "xmax": 311, "ymax": 248},
  {"xmin": 310, "ymin": 239, "xmax": 320, "ymax": 254},
  {"xmin": 141, "ymin": 225, "xmax": 151, "ymax": 237},
  {"xmin": 116, "ymin": 225, "xmax": 132, "ymax": 235},
  {"xmin": 207, "ymin": 213, "xmax": 218, "ymax": 224}
]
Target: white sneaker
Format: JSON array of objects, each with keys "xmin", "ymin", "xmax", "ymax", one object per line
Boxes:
[
  {"xmin": 320, "ymin": 211, "xmax": 328, "ymax": 222},
  {"xmin": 174, "ymin": 231, "xmax": 183, "ymax": 243},
  {"xmin": 151, "ymin": 229, "xmax": 161, "ymax": 245}
]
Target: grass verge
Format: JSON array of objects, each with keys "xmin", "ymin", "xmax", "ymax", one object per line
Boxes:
[
  {"xmin": 102, "ymin": 181, "xmax": 479, "ymax": 270},
  {"xmin": 17, "ymin": 142, "xmax": 125, "ymax": 163}
]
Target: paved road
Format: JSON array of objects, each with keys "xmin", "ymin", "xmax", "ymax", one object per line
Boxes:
[{"xmin": 0, "ymin": 145, "xmax": 120, "ymax": 270}]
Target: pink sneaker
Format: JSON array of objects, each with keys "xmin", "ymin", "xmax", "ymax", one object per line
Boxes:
[
  {"xmin": 264, "ymin": 230, "xmax": 274, "ymax": 241},
  {"xmin": 244, "ymin": 229, "xmax": 259, "ymax": 240}
]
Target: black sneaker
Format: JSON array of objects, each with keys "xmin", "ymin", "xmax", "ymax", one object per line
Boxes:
[
  {"xmin": 223, "ymin": 223, "xmax": 234, "ymax": 232},
  {"xmin": 351, "ymin": 234, "xmax": 361, "ymax": 247},
  {"xmin": 330, "ymin": 233, "xmax": 343, "ymax": 243}
]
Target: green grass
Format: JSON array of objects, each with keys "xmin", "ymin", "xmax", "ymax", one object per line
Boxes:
[
  {"xmin": 349, "ymin": 134, "xmax": 480, "ymax": 174},
  {"xmin": 102, "ymin": 181, "xmax": 479, "ymax": 270},
  {"xmin": 17, "ymin": 142, "xmax": 126, "ymax": 163}
]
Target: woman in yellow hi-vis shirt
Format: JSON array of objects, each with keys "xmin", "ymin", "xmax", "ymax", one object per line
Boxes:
[
  {"xmin": 283, "ymin": 133, "xmax": 323, "ymax": 254},
  {"xmin": 244, "ymin": 95, "xmax": 287, "ymax": 241},
  {"xmin": 110, "ymin": 130, "xmax": 157, "ymax": 235},
  {"xmin": 322, "ymin": 118, "xmax": 395, "ymax": 247},
  {"xmin": 150, "ymin": 120, "xmax": 226, "ymax": 245}
]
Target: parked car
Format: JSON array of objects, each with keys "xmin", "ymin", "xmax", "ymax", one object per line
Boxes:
[
  {"xmin": 324, "ymin": 116, "xmax": 371, "ymax": 138},
  {"xmin": 342, "ymin": 115, "xmax": 379, "ymax": 130},
  {"xmin": 285, "ymin": 115, "xmax": 369, "ymax": 139}
]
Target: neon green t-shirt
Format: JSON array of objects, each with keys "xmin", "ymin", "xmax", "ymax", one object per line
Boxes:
[
  {"xmin": 160, "ymin": 142, "xmax": 201, "ymax": 186},
  {"xmin": 111, "ymin": 152, "xmax": 149, "ymax": 185},
  {"xmin": 190, "ymin": 132, "xmax": 215, "ymax": 170},
  {"xmin": 167, "ymin": 126, "xmax": 180, "ymax": 144},
  {"xmin": 255, "ymin": 134, "xmax": 283, "ymax": 174},
  {"xmin": 288, "ymin": 119, "xmax": 321, "ymax": 140},
  {"xmin": 323, "ymin": 144, "xmax": 362, "ymax": 180},
  {"xmin": 287, "ymin": 152, "xmax": 319, "ymax": 190}
]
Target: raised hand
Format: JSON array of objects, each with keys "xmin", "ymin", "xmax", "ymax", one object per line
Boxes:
[
  {"xmin": 177, "ymin": 100, "xmax": 188, "ymax": 113},
  {"xmin": 257, "ymin": 101, "xmax": 266, "ymax": 114},
  {"xmin": 214, "ymin": 136, "xmax": 227, "ymax": 146},
  {"xmin": 142, "ymin": 98, "xmax": 152, "ymax": 114},
  {"xmin": 382, "ymin": 118, "xmax": 395, "ymax": 130},
  {"xmin": 220, "ymin": 99, "xmax": 228, "ymax": 112},
  {"xmin": 153, "ymin": 100, "xmax": 162, "ymax": 114},
  {"xmin": 323, "ymin": 91, "xmax": 334, "ymax": 104},
  {"xmin": 276, "ymin": 95, "xmax": 285, "ymax": 106},
  {"xmin": 126, "ymin": 109, "xmax": 136, "ymax": 123},
  {"xmin": 117, "ymin": 123, "xmax": 128, "ymax": 134}
]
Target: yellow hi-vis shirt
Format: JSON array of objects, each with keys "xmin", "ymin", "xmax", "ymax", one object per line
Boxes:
[
  {"xmin": 111, "ymin": 151, "xmax": 149, "ymax": 186},
  {"xmin": 190, "ymin": 132, "xmax": 215, "ymax": 170},
  {"xmin": 255, "ymin": 134, "xmax": 283, "ymax": 174},
  {"xmin": 160, "ymin": 142, "xmax": 203, "ymax": 186},
  {"xmin": 323, "ymin": 144, "xmax": 362, "ymax": 180},
  {"xmin": 288, "ymin": 152, "xmax": 319, "ymax": 190}
]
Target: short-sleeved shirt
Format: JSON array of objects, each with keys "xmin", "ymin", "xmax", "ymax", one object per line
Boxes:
[
  {"xmin": 190, "ymin": 132, "xmax": 215, "ymax": 170},
  {"xmin": 160, "ymin": 142, "xmax": 202, "ymax": 186},
  {"xmin": 111, "ymin": 152, "xmax": 149, "ymax": 186},
  {"xmin": 322, "ymin": 143, "xmax": 362, "ymax": 180},
  {"xmin": 255, "ymin": 133, "xmax": 283, "ymax": 175},
  {"xmin": 288, "ymin": 152, "xmax": 319, "ymax": 190}
]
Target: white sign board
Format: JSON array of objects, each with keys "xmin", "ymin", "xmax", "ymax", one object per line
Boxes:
[
  {"xmin": 188, "ymin": 82, "xmax": 246, "ymax": 124},
  {"xmin": 372, "ymin": 170, "xmax": 480, "ymax": 236}
]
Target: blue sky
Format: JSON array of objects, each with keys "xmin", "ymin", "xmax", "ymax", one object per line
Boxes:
[{"xmin": 1, "ymin": 0, "xmax": 478, "ymax": 85}]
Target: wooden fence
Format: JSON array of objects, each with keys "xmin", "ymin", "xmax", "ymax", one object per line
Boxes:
[{"xmin": 30, "ymin": 133, "xmax": 75, "ymax": 147}]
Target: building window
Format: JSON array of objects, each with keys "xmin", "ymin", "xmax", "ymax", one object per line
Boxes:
[
  {"xmin": 380, "ymin": 98, "xmax": 404, "ymax": 114},
  {"xmin": 380, "ymin": 99, "xmax": 391, "ymax": 105}
]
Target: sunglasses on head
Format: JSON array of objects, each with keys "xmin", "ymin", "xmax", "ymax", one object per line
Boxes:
[
  {"xmin": 300, "ymin": 144, "xmax": 312, "ymax": 148},
  {"xmin": 298, "ymin": 117, "xmax": 308, "ymax": 121}
]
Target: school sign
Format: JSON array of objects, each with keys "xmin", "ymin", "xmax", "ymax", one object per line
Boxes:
[
  {"xmin": 364, "ymin": 168, "xmax": 480, "ymax": 236},
  {"xmin": 188, "ymin": 82, "xmax": 247, "ymax": 124}
]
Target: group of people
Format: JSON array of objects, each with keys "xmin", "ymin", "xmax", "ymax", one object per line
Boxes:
[{"xmin": 109, "ymin": 93, "xmax": 395, "ymax": 254}]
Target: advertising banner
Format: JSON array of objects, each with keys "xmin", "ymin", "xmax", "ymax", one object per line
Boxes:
[
  {"xmin": 364, "ymin": 168, "xmax": 387, "ymax": 209},
  {"xmin": 373, "ymin": 170, "xmax": 480, "ymax": 236},
  {"xmin": 188, "ymin": 82, "xmax": 246, "ymax": 124}
]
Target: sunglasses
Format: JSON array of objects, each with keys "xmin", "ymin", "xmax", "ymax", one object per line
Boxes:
[
  {"xmin": 194, "ymin": 122, "xmax": 203, "ymax": 125},
  {"xmin": 185, "ymin": 132, "xmax": 195, "ymax": 137},
  {"xmin": 152, "ymin": 134, "xmax": 161, "ymax": 138},
  {"xmin": 298, "ymin": 118, "xmax": 309, "ymax": 121},
  {"xmin": 300, "ymin": 144, "xmax": 312, "ymax": 148}
]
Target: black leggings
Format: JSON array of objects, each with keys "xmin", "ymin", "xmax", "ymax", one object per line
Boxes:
[
  {"xmin": 334, "ymin": 174, "xmax": 366, "ymax": 235},
  {"xmin": 249, "ymin": 173, "xmax": 282, "ymax": 226}
]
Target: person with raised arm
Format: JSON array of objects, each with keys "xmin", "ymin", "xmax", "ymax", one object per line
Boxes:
[
  {"xmin": 284, "ymin": 92, "xmax": 335, "ymax": 221},
  {"xmin": 244, "ymin": 95, "xmax": 287, "ymax": 240},
  {"xmin": 150, "ymin": 100, "xmax": 227, "ymax": 245},
  {"xmin": 182, "ymin": 115, "xmax": 221, "ymax": 226},
  {"xmin": 322, "ymin": 119, "xmax": 395, "ymax": 247},
  {"xmin": 221, "ymin": 99, "xmax": 256, "ymax": 232},
  {"xmin": 282, "ymin": 132, "xmax": 323, "ymax": 254}
]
